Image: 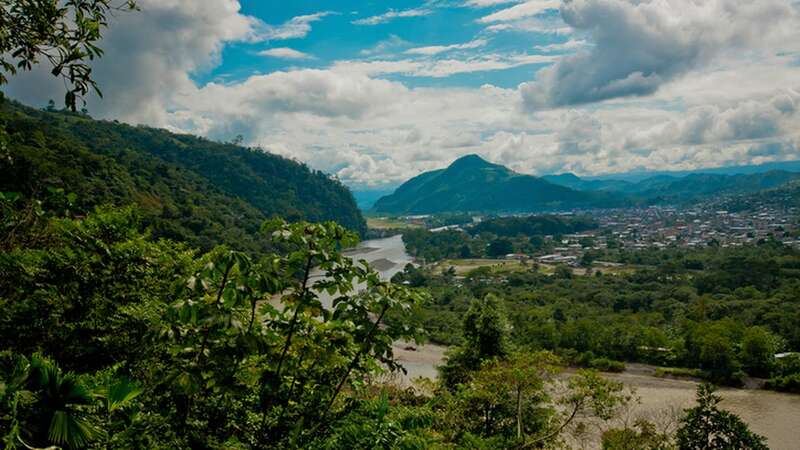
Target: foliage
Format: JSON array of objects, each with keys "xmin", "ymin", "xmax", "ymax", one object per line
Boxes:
[
  {"xmin": 0, "ymin": 0, "xmax": 137, "ymax": 110},
  {"xmin": 439, "ymin": 294, "xmax": 511, "ymax": 390},
  {"xmin": 0, "ymin": 100, "xmax": 366, "ymax": 253},
  {"xmin": 395, "ymin": 239, "xmax": 800, "ymax": 384},
  {"xmin": 0, "ymin": 205, "xmax": 424, "ymax": 448},
  {"xmin": 602, "ymin": 419, "xmax": 675, "ymax": 450},
  {"xmin": 401, "ymin": 214, "xmax": 596, "ymax": 262},
  {"xmin": 676, "ymin": 384, "xmax": 768, "ymax": 450}
]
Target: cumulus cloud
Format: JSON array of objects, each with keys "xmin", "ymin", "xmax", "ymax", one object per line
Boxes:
[
  {"xmin": 6, "ymin": 0, "xmax": 264, "ymax": 125},
  {"xmin": 625, "ymin": 90, "xmax": 800, "ymax": 150},
  {"xmin": 258, "ymin": 48, "xmax": 314, "ymax": 60},
  {"xmin": 520, "ymin": 0, "xmax": 799, "ymax": 109},
  {"xmin": 5, "ymin": 0, "xmax": 800, "ymax": 187}
]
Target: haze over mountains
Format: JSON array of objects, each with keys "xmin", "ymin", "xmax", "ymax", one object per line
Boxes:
[{"xmin": 372, "ymin": 154, "xmax": 800, "ymax": 214}]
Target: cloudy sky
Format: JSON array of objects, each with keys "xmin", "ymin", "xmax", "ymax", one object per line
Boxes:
[{"xmin": 6, "ymin": 0, "xmax": 800, "ymax": 189}]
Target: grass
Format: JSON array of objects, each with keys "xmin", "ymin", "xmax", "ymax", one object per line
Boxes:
[
  {"xmin": 435, "ymin": 258, "xmax": 529, "ymax": 275},
  {"xmin": 653, "ymin": 367, "xmax": 708, "ymax": 380},
  {"xmin": 366, "ymin": 217, "xmax": 422, "ymax": 230}
]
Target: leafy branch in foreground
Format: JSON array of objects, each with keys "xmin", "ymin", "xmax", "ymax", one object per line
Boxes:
[
  {"xmin": 155, "ymin": 218, "xmax": 426, "ymax": 447},
  {"xmin": 0, "ymin": 0, "xmax": 137, "ymax": 110}
]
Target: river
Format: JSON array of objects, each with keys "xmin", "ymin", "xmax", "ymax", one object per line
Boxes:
[{"xmin": 346, "ymin": 235, "xmax": 800, "ymax": 449}]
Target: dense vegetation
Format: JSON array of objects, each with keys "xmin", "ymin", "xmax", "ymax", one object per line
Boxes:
[
  {"xmin": 402, "ymin": 215, "xmax": 597, "ymax": 261},
  {"xmin": 393, "ymin": 239, "xmax": 800, "ymax": 388},
  {"xmin": 0, "ymin": 199, "xmax": 427, "ymax": 448},
  {"xmin": 373, "ymin": 154, "xmax": 626, "ymax": 214},
  {"xmin": 0, "ymin": 5, "xmax": 776, "ymax": 448},
  {"xmin": 3, "ymin": 195, "xmax": 769, "ymax": 449},
  {"xmin": 0, "ymin": 100, "xmax": 365, "ymax": 253}
]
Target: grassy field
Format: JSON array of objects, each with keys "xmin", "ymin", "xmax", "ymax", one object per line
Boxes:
[
  {"xmin": 366, "ymin": 217, "xmax": 422, "ymax": 230},
  {"xmin": 431, "ymin": 259, "xmax": 639, "ymax": 277},
  {"xmin": 434, "ymin": 258, "xmax": 527, "ymax": 275}
]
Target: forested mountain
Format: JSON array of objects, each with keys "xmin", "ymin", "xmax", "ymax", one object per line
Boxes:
[
  {"xmin": 717, "ymin": 181, "xmax": 800, "ymax": 211},
  {"xmin": 0, "ymin": 100, "xmax": 366, "ymax": 252},
  {"xmin": 543, "ymin": 170, "xmax": 800, "ymax": 204},
  {"xmin": 632, "ymin": 171, "xmax": 800, "ymax": 203},
  {"xmin": 373, "ymin": 154, "xmax": 626, "ymax": 214},
  {"xmin": 541, "ymin": 173, "xmax": 633, "ymax": 192}
]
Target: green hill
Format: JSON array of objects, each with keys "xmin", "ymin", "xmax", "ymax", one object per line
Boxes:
[
  {"xmin": 0, "ymin": 100, "xmax": 366, "ymax": 252},
  {"xmin": 542, "ymin": 170, "xmax": 800, "ymax": 205},
  {"xmin": 373, "ymin": 154, "xmax": 626, "ymax": 214}
]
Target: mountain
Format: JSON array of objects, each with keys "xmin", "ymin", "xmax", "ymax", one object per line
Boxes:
[
  {"xmin": 715, "ymin": 180, "xmax": 800, "ymax": 212},
  {"xmin": 543, "ymin": 170, "xmax": 800, "ymax": 204},
  {"xmin": 352, "ymin": 187, "xmax": 398, "ymax": 210},
  {"xmin": 541, "ymin": 173, "xmax": 632, "ymax": 192},
  {"xmin": 583, "ymin": 160, "xmax": 800, "ymax": 183},
  {"xmin": 372, "ymin": 154, "xmax": 626, "ymax": 214},
  {"xmin": 629, "ymin": 171, "xmax": 800, "ymax": 202},
  {"xmin": 0, "ymin": 100, "xmax": 366, "ymax": 252}
]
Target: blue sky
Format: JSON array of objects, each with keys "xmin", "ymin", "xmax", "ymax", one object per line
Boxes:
[
  {"xmin": 198, "ymin": 1, "xmax": 570, "ymax": 90},
  {"xmin": 6, "ymin": 0, "xmax": 800, "ymax": 189}
]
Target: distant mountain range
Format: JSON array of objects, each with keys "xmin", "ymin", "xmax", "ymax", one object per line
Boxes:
[
  {"xmin": 582, "ymin": 160, "xmax": 800, "ymax": 183},
  {"xmin": 372, "ymin": 155, "xmax": 625, "ymax": 214},
  {"xmin": 544, "ymin": 170, "xmax": 800, "ymax": 204},
  {"xmin": 372, "ymin": 155, "xmax": 800, "ymax": 215}
]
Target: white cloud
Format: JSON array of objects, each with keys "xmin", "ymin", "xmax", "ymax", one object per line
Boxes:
[
  {"xmin": 520, "ymin": 0, "xmax": 800, "ymax": 109},
  {"xmin": 359, "ymin": 35, "xmax": 412, "ymax": 56},
  {"xmin": 5, "ymin": 0, "xmax": 260, "ymax": 125},
  {"xmin": 353, "ymin": 7, "xmax": 431, "ymax": 25},
  {"xmin": 258, "ymin": 47, "xmax": 313, "ymax": 60},
  {"xmin": 405, "ymin": 39, "xmax": 488, "ymax": 56},
  {"xmin": 534, "ymin": 38, "xmax": 588, "ymax": 53},
  {"xmin": 478, "ymin": 0, "xmax": 560, "ymax": 22},
  {"xmin": 332, "ymin": 53, "xmax": 556, "ymax": 78},
  {"xmin": 261, "ymin": 12, "xmax": 334, "ymax": 40},
  {"xmin": 465, "ymin": 0, "xmax": 523, "ymax": 7},
  {"xmin": 5, "ymin": 0, "xmax": 800, "ymax": 188}
]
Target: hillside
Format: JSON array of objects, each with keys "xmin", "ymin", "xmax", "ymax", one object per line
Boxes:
[
  {"xmin": 717, "ymin": 181, "xmax": 800, "ymax": 212},
  {"xmin": 543, "ymin": 170, "xmax": 800, "ymax": 204},
  {"xmin": 0, "ymin": 100, "xmax": 366, "ymax": 252},
  {"xmin": 541, "ymin": 173, "xmax": 632, "ymax": 192},
  {"xmin": 373, "ymin": 155, "xmax": 625, "ymax": 214}
]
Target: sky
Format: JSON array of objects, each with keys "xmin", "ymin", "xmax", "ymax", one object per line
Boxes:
[{"xmin": 6, "ymin": 0, "xmax": 800, "ymax": 189}]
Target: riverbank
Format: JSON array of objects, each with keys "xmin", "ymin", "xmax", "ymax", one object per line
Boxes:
[{"xmin": 387, "ymin": 350, "xmax": 800, "ymax": 450}]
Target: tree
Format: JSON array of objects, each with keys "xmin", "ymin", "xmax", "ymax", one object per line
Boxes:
[
  {"xmin": 0, "ymin": 0, "xmax": 137, "ymax": 110},
  {"xmin": 462, "ymin": 294, "xmax": 511, "ymax": 361},
  {"xmin": 1, "ymin": 353, "xmax": 100, "ymax": 449},
  {"xmin": 602, "ymin": 419, "xmax": 673, "ymax": 450},
  {"xmin": 487, "ymin": 238, "xmax": 513, "ymax": 258},
  {"xmin": 676, "ymin": 384, "xmax": 767, "ymax": 450},
  {"xmin": 439, "ymin": 294, "xmax": 511, "ymax": 389},
  {"xmin": 740, "ymin": 326, "xmax": 779, "ymax": 377},
  {"xmin": 155, "ymin": 218, "xmax": 425, "ymax": 447}
]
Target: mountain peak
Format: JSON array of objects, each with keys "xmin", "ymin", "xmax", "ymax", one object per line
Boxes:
[{"xmin": 448, "ymin": 154, "xmax": 493, "ymax": 170}]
